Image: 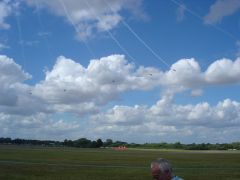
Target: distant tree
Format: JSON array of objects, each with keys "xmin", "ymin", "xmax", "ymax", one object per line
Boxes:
[
  {"xmin": 90, "ymin": 141, "xmax": 98, "ymax": 148},
  {"xmin": 1, "ymin": 136, "xmax": 240, "ymax": 150},
  {"xmin": 103, "ymin": 139, "xmax": 113, "ymax": 147},
  {"xmin": 0, "ymin": 137, "xmax": 12, "ymax": 144},
  {"xmin": 74, "ymin": 138, "xmax": 92, "ymax": 148},
  {"xmin": 63, "ymin": 139, "xmax": 74, "ymax": 147},
  {"xmin": 174, "ymin": 142, "xmax": 183, "ymax": 149},
  {"xmin": 96, "ymin": 139, "xmax": 103, "ymax": 148}
]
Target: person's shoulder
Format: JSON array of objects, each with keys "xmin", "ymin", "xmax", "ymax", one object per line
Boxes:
[{"xmin": 172, "ymin": 176, "xmax": 184, "ymax": 180}]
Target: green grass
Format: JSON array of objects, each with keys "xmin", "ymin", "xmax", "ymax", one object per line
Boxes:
[{"xmin": 0, "ymin": 145, "xmax": 240, "ymax": 180}]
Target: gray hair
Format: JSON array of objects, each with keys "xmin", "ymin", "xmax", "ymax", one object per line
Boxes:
[{"xmin": 151, "ymin": 158, "xmax": 173, "ymax": 177}]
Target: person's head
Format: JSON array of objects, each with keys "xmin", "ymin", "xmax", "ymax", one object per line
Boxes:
[{"xmin": 151, "ymin": 158, "xmax": 173, "ymax": 180}]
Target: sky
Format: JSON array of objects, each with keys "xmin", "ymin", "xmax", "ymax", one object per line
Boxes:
[{"xmin": 0, "ymin": 0, "xmax": 240, "ymax": 144}]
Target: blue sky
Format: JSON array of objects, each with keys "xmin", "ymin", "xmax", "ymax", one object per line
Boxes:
[{"xmin": 0, "ymin": 0, "xmax": 240, "ymax": 143}]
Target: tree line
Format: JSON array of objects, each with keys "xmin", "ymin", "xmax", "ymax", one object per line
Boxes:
[{"xmin": 0, "ymin": 137, "xmax": 239, "ymax": 150}]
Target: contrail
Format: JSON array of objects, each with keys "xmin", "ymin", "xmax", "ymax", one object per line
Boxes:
[
  {"xmin": 103, "ymin": 0, "xmax": 172, "ymax": 70},
  {"xmin": 83, "ymin": 0, "xmax": 138, "ymax": 65},
  {"xmin": 58, "ymin": 0, "xmax": 96, "ymax": 58},
  {"xmin": 170, "ymin": 0, "xmax": 238, "ymax": 40}
]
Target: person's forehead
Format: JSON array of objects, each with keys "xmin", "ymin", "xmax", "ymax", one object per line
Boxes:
[
  {"xmin": 151, "ymin": 163, "xmax": 160, "ymax": 173},
  {"xmin": 152, "ymin": 162, "xmax": 159, "ymax": 168}
]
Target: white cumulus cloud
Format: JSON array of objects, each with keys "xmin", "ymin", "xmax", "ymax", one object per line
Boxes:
[
  {"xmin": 1, "ymin": 54, "xmax": 240, "ymax": 142},
  {"xmin": 1, "ymin": 54, "xmax": 240, "ymax": 117},
  {"xmin": 205, "ymin": 58, "xmax": 240, "ymax": 84},
  {"xmin": 0, "ymin": 113, "xmax": 80, "ymax": 140},
  {"xmin": 90, "ymin": 96, "xmax": 240, "ymax": 143},
  {"xmin": 0, "ymin": 55, "xmax": 52, "ymax": 115},
  {"xmin": 33, "ymin": 55, "xmax": 164, "ymax": 115}
]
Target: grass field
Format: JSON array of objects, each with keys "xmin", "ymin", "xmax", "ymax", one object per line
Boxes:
[{"xmin": 0, "ymin": 145, "xmax": 240, "ymax": 180}]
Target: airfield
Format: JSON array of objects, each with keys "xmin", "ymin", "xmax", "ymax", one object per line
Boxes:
[{"xmin": 0, "ymin": 145, "xmax": 240, "ymax": 180}]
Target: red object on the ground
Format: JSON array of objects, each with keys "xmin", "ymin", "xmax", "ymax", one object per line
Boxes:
[{"xmin": 113, "ymin": 146, "xmax": 128, "ymax": 151}]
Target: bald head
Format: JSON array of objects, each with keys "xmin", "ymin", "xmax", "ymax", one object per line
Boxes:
[{"xmin": 151, "ymin": 158, "xmax": 173, "ymax": 180}]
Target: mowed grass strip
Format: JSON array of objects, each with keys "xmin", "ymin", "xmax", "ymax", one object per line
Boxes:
[{"xmin": 0, "ymin": 145, "xmax": 240, "ymax": 180}]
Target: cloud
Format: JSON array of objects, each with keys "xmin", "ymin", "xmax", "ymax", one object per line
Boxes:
[
  {"xmin": 33, "ymin": 55, "xmax": 158, "ymax": 115},
  {"xmin": 1, "ymin": 54, "xmax": 240, "ymax": 116},
  {"xmin": 37, "ymin": 31, "xmax": 51, "ymax": 37},
  {"xmin": 0, "ymin": 55, "xmax": 80, "ymax": 140},
  {"xmin": 0, "ymin": 0, "xmax": 19, "ymax": 29},
  {"xmin": 204, "ymin": 0, "xmax": 240, "ymax": 24},
  {"xmin": 0, "ymin": 55, "xmax": 31, "ymax": 85},
  {"xmin": 163, "ymin": 58, "xmax": 204, "ymax": 91},
  {"xmin": 2, "ymin": 54, "xmax": 158, "ymax": 116},
  {"xmin": 90, "ymin": 97, "xmax": 240, "ymax": 143},
  {"xmin": 26, "ymin": 0, "xmax": 145, "ymax": 40},
  {"xmin": 176, "ymin": 3, "xmax": 186, "ymax": 22},
  {"xmin": 0, "ymin": 43, "xmax": 9, "ymax": 51},
  {"xmin": 92, "ymin": 105, "xmax": 148, "ymax": 126},
  {"xmin": 0, "ymin": 55, "xmax": 52, "ymax": 115},
  {"xmin": 190, "ymin": 89, "xmax": 203, "ymax": 97},
  {"xmin": 0, "ymin": 0, "xmax": 12, "ymax": 29},
  {"xmin": 160, "ymin": 57, "xmax": 240, "ymax": 95},
  {"xmin": 205, "ymin": 58, "xmax": 240, "ymax": 84},
  {"xmin": 1, "ymin": 54, "xmax": 240, "ymax": 142},
  {"xmin": 0, "ymin": 113, "xmax": 80, "ymax": 140},
  {"xmin": 19, "ymin": 40, "xmax": 39, "ymax": 46}
]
